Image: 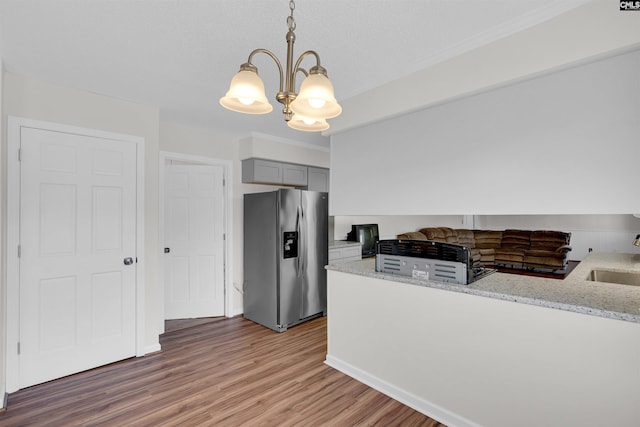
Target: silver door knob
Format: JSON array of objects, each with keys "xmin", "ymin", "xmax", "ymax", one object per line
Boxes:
[{"xmin": 124, "ymin": 257, "xmax": 134, "ymax": 265}]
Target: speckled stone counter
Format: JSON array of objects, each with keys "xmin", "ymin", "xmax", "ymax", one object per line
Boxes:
[
  {"xmin": 328, "ymin": 240, "xmax": 362, "ymax": 250},
  {"xmin": 326, "ymin": 252, "xmax": 640, "ymax": 323}
]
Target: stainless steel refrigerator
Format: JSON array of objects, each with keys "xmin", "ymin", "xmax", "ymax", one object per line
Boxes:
[{"xmin": 243, "ymin": 189, "xmax": 328, "ymax": 332}]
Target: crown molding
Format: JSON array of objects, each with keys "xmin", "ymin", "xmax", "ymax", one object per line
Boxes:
[{"xmin": 381, "ymin": 1, "xmax": 592, "ymax": 94}]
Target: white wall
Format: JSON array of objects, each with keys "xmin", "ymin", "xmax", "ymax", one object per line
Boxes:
[
  {"xmin": 2, "ymin": 72, "xmax": 161, "ymax": 352},
  {"xmin": 0, "ymin": 62, "xmax": 5, "ymax": 404},
  {"xmin": 331, "ymin": 47, "xmax": 640, "ymax": 216},
  {"xmin": 239, "ymin": 132, "xmax": 330, "ymax": 168}
]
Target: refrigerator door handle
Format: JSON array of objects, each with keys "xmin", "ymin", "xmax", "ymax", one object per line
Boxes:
[
  {"xmin": 296, "ymin": 204, "xmax": 302, "ymax": 277},
  {"xmin": 299, "ymin": 202, "xmax": 307, "ymax": 277}
]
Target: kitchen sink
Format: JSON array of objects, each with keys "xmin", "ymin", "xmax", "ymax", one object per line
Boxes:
[{"xmin": 587, "ymin": 269, "xmax": 640, "ymax": 287}]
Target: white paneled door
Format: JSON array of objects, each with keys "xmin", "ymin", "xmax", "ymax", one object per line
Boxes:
[
  {"xmin": 19, "ymin": 127, "xmax": 137, "ymax": 389},
  {"xmin": 164, "ymin": 165, "xmax": 225, "ymax": 319}
]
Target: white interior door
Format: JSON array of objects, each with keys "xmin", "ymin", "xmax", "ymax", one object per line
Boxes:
[
  {"xmin": 18, "ymin": 126, "xmax": 137, "ymax": 389},
  {"xmin": 164, "ymin": 164, "xmax": 225, "ymax": 319}
]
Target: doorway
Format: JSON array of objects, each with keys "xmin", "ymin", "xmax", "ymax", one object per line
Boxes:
[
  {"xmin": 159, "ymin": 152, "xmax": 232, "ymax": 332},
  {"xmin": 6, "ymin": 117, "xmax": 145, "ymax": 392}
]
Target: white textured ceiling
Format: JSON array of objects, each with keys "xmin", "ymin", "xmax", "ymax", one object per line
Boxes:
[{"xmin": 0, "ymin": 0, "xmax": 587, "ymax": 146}]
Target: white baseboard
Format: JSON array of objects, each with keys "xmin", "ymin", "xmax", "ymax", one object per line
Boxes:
[
  {"xmin": 324, "ymin": 355, "xmax": 480, "ymax": 427},
  {"xmin": 143, "ymin": 343, "xmax": 162, "ymax": 355},
  {"xmin": 229, "ymin": 307, "xmax": 243, "ymax": 317}
]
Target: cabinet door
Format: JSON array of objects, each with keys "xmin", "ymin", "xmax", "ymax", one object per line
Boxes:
[
  {"xmin": 328, "ymin": 245, "xmax": 362, "ymax": 264},
  {"xmin": 242, "ymin": 159, "xmax": 283, "ymax": 184},
  {"xmin": 307, "ymin": 167, "xmax": 329, "ymax": 192},
  {"xmin": 283, "ymin": 163, "xmax": 308, "ymax": 186}
]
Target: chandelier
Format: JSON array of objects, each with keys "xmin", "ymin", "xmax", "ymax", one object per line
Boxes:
[{"xmin": 219, "ymin": 0, "xmax": 341, "ymax": 132}]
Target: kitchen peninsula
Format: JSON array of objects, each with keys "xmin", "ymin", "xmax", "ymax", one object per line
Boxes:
[{"xmin": 325, "ymin": 252, "xmax": 640, "ymax": 427}]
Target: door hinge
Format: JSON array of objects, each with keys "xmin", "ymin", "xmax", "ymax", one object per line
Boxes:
[
  {"xmin": 17, "ymin": 245, "xmax": 21, "ymax": 258},
  {"xmin": 223, "ymin": 233, "xmax": 226, "ymax": 241},
  {"xmin": 17, "ymin": 342, "xmax": 20, "ymax": 355},
  {"xmin": 222, "ymin": 177, "xmax": 225, "ymax": 186},
  {"xmin": 18, "ymin": 148, "xmax": 22, "ymax": 162}
]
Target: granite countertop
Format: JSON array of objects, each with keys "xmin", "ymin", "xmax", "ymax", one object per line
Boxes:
[
  {"xmin": 329, "ymin": 240, "xmax": 362, "ymax": 249},
  {"xmin": 326, "ymin": 252, "xmax": 640, "ymax": 324}
]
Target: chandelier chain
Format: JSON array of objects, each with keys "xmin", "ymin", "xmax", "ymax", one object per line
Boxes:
[{"xmin": 287, "ymin": 0, "xmax": 296, "ymax": 32}]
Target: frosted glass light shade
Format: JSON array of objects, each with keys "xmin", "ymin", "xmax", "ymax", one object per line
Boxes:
[
  {"xmin": 219, "ymin": 69, "xmax": 273, "ymax": 114},
  {"xmin": 287, "ymin": 114, "xmax": 329, "ymax": 132},
  {"xmin": 290, "ymin": 73, "xmax": 341, "ymax": 119}
]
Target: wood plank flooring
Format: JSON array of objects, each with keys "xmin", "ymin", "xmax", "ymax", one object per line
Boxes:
[{"xmin": 1, "ymin": 316, "xmax": 445, "ymax": 426}]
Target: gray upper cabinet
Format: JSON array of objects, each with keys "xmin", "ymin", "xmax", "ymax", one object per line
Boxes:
[
  {"xmin": 242, "ymin": 159, "xmax": 284, "ymax": 184},
  {"xmin": 243, "ymin": 158, "xmax": 328, "ymax": 190},
  {"xmin": 282, "ymin": 163, "xmax": 308, "ymax": 186},
  {"xmin": 306, "ymin": 167, "xmax": 330, "ymax": 192}
]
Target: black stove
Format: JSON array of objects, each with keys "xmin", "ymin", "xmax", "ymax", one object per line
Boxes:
[{"xmin": 375, "ymin": 239, "xmax": 496, "ymax": 285}]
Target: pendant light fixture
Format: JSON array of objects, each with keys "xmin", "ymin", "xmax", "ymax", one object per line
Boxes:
[{"xmin": 219, "ymin": 0, "xmax": 341, "ymax": 132}]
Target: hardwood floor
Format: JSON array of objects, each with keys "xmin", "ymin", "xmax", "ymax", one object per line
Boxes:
[{"xmin": 1, "ymin": 316, "xmax": 445, "ymax": 426}]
